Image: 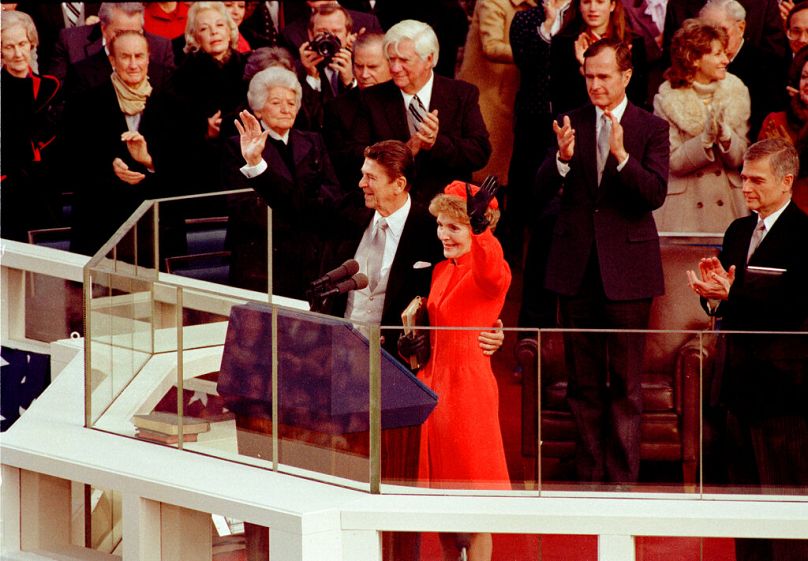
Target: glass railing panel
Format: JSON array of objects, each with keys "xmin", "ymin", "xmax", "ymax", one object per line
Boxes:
[
  {"xmin": 379, "ymin": 324, "xmax": 519, "ymax": 494},
  {"xmin": 86, "ymin": 268, "xmax": 154, "ymax": 426},
  {"xmin": 702, "ymin": 330, "xmax": 808, "ymax": 500},
  {"xmin": 268, "ymin": 306, "xmax": 372, "ymax": 487},
  {"xmin": 24, "ymin": 275, "xmax": 83, "ymax": 342},
  {"xmin": 538, "ymin": 328, "xmax": 703, "ymax": 495},
  {"xmin": 156, "ymin": 190, "xmax": 272, "ymax": 294}
]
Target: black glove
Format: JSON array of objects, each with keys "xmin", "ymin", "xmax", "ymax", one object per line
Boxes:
[
  {"xmin": 397, "ymin": 331, "xmax": 431, "ymax": 366},
  {"xmin": 466, "ymin": 175, "xmax": 499, "ymax": 235}
]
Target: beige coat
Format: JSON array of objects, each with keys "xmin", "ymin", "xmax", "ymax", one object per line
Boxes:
[
  {"xmin": 457, "ymin": 0, "xmax": 536, "ymax": 183},
  {"xmin": 653, "ymin": 73, "xmax": 751, "ymax": 234}
]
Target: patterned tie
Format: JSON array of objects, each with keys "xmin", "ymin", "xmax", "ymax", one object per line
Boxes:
[
  {"xmin": 407, "ymin": 95, "xmax": 427, "ymax": 136},
  {"xmin": 366, "ymin": 218, "xmax": 388, "ymax": 292},
  {"xmin": 64, "ymin": 2, "xmax": 82, "ymax": 28},
  {"xmin": 746, "ymin": 219, "xmax": 767, "ymax": 263},
  {"xmin": 596, "ymin": 113, "xmax": 611, "ymax": 185}
]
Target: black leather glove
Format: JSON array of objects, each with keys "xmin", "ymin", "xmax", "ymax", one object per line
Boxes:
[
  {"xmin": 397, "ymin": 331, "xmax": 431, "ymax": 366},
  {"xmin": 466, "ymin": 175, "xmax": 499, "ymax": 235}
]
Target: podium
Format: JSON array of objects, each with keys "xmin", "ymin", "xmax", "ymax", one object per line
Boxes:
[
  {"xmin": 217, "ymin": 303, "xmax": 437, "ymax": 560},
  {"xmin": 217, "ymin": 302, "xmax": 437, "ymax": 434}
]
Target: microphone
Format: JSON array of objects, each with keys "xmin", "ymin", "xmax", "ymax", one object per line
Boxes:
[
  {"xmin": 310, "ymin": 259, "xmax": 360, "ymax": 289},
  {"xmin": 319, "ymin": 273, "xmax": 368, "ymax": 298}
]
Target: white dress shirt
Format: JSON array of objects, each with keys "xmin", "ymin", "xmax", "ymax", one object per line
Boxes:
[{"xmin": 345, "ymin": 196, "xmax": 412, "ymax": 324}]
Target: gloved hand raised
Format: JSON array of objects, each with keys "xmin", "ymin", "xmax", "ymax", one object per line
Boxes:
[
  {"xmin": 397, "ymin": 332, "xmax": 430, "ymax": 367},
  {"xmin": 466, "ymin": 175, "xmax": 499, "ymax": 235}
]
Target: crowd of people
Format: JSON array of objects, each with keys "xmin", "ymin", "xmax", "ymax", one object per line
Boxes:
[{"xmin": 2, "ymin": 2, "xmax": 807, "ymax": 561}]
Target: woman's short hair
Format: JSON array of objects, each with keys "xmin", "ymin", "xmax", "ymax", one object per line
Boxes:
[
  {"xmin": 247, "ymin": 66, "xmax": 302, "ymax": 111},
  {"xmin": 244, "ymin": 46, "xmax": 295, "ymax": 81},
  {"xmin": 1, "ymin": 10, "xmax": 39, "ymax": 47},
  {"xmin": 383, "ymin": 19, "xmax": 439, "ymax": 69},
  {"xmin": 429, "ymin": 190, "xmax": 501, "ymax": 230},
  {"xmin": 1, "ymin": 10, "xmax": 39, "ymax": 71},
  {"xmin": 363, "ymin": 140, "xmax": 413, "ymax": 190},
  {"xmin": 665, "ymin": 19, "xmax": 728, "ymax": 89},
  {"xmin": 745, "ymin": 138, "xmax": 800, "ymax": 181},
  {"xmin": 184, "ymin": 1, "xmax": 239, "ymax": 55}
]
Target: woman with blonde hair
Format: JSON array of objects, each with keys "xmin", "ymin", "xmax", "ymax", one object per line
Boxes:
[
  {"xmin": 398, "ymin": 178, "xmax": 511, "ymax": 561},
  {"xmin": 152, "ymin": 1, "xmax": 248, "ymax": 195},
  {"xmin": 653, "ymin": 19, "xmax": 750, "ymax": 233}
]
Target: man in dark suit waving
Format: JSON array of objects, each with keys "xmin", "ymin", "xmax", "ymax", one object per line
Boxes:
[
  {"xmin": 535, "ymin": 38, "xmax": 670, "ymax": 484},
  {"xmin": 350, "ymin": 19, "xmax": 491, "ymax": 205},
  {"xmin": 688, "ymin": 138, "xmax": 808, "ymax": 561}
]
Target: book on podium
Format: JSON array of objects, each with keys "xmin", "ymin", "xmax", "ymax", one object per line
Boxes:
[{"xmin": 216, "ymin": 302, "xmax": 438, "ymax": 435}]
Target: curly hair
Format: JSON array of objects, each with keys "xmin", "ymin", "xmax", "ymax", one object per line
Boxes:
[
  {"xmin": 665, "ymin": 19, "xmax": 728, "ymax": 89},
  {"xmin": 428, "ymin": 193, "xmax": 500, "ymax": 231}
]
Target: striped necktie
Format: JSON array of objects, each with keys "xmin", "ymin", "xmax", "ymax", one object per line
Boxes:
[{"xmin": 64, "ymin": 2, "xmax": 83, "ymax": 27}]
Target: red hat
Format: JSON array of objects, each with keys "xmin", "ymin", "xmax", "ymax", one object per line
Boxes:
[{"xmin": 442, "ymin": 180, "xmax": 499, "ymax": 210}]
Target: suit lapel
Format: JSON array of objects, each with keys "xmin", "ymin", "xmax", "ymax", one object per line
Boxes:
[
  {"xmin": 749, "ymin": 203, "xmax": 796, "ymax": 266},
  {"xmin": 576, "ymin": 105, "xmax": 599, "ymax": 192},
  {"xmin": 384, "ymin": 206, "xmax": 416, "ymax": 309},
  {"xmin": 382, "ymin": 82, "xmax": 410, "ymax": 140},
  {"xmin": 262, "ymin": 138, "xmax": 295, "ymax": 183}
]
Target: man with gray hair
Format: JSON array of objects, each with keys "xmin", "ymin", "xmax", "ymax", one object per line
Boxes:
[
  {"xmin": 688, "ymin": 137, "xmax": 808, "ymax": 561},
  {"xmin": 350, "ymin": 19, "xmax": 491, "ymax": 205},
  {"xmin": 46, "ymin": 2, "xmax": 174, "ymax": 94},
  {"xmin": 699, "ymin": 0, "xmax": 786, "ymax": 138}
]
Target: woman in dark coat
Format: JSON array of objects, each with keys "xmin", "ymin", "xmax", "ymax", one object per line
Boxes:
[
  {"xmin": 224, "ymin": 66, "xmax": 341, "ymax": 298},
  {"xmin": 151, "ymin": 1, "xmax": 249, "ymax": 196},
  {"xmin": 1, "ymin": 10, "xmax": 62, "ymax": 241}
]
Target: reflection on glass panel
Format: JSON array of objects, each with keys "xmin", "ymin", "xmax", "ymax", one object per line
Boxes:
[
  {"xmin": 157, "ymin": 190, "xmax": 273, "ymax": 295},
  {"xmin": 382, "ymin": 325, "xmax": 517, "ymax": 493},
  {"xmin": 275, "ymin": 306, "xmax": 371, "ymax": 485},
  {"xmin": 539, "ymin": 329, "xmax": 702, "ymax": 494},
  {"xmin": 158, "ymin": 193, "xmax": 242, "ymax": 286},
  {"xmin": 24, "ymin": 276, "xmax": 83, "ymax": 342},
  {"xmin": 214, "ymin": 302, "xmax": 373, "ymax": 485},
  {"xmin": 72, "ymin": 485, "xmax": 122, "ymax": 555},
  {"xmin": 87, "ymin": 270, "xmax": 154, "ymax": 426},
  {"xmin": 703, "ymin": 331, "xmax": 808, "ymax": 500}
]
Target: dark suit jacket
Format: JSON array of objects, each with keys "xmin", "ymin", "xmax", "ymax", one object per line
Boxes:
[
  {"xmin": 324, "ymin": 201, "xmax": 444, "ymax": 356},
  {"xmin": 550, "ymin": 32, "xmax": 651, "ymax": 114},
  {"xmin": 728, "ymin": 41, "xmax": 788, "ymax": 140},
  {"xmin": 223, "ymin": 129, "xmax": 342, "ymax": 299},
  {"xmin": 65, "ymin": 81, "xmax": 160, "ymax": 255},
  {"xmin": 535, "ymin": 102, "xmax": 669, "ymax": 301},
  {"xmin": 45, "ymin": 23, "xmax": 175, "ymax": 83},
  {"xmin": 663, "ymin": 0, "xmax": 788, "ymax": 59},
  {"xmin": 16, "ymin": 2, "xmax": 101, "ymax": 72},
  {"xmin": 351, "ymin": 76, "xmax": 491, "ymax": 205},
  {"xmin": 67, "ymin": 51, "xmax": 174, "ymax": 99},
  {"xmin": 713, "ymin": 202, "xmax": 808, "ymax": 418},
  {"xmin": 323, "ymin": 87, "xmax": 364, "ymax": 189}
]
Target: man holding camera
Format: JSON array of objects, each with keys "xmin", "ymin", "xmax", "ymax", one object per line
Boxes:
[{"xmin": 297, "ymin": 3, "xmax": 357, "ymax": 127}]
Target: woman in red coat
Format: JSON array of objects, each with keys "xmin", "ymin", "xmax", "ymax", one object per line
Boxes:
[{"xmin": 400, "ymin": 178, "xmax": 511, "ymax": 561}]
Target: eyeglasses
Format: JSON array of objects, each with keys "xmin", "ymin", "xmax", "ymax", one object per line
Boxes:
[{"xmin": 787, "ymin": 27, "xmax": 808, "ymax": 41}]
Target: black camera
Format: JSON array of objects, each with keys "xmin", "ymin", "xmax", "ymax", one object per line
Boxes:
[{"xmin": 308, "ymin": 31, "xmax": 342, "ymax": 62}]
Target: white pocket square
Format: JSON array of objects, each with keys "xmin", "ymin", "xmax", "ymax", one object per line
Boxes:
[{"xmin": 413, "ymin": 261, "xmax": 432, "ymax": 269}]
